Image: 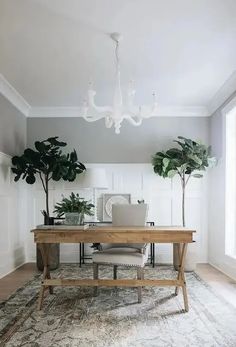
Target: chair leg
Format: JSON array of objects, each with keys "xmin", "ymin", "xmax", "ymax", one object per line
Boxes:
[
  {"xmin": 113, "ymin": 265, "xmax": 118, "ymax": 280},
  {"xmin": 93, "ymin": 263, "xmax": 99, "ymax": 296},
  {"xmin": 137, "ymin": 267, "xmax": 143, "ymax": 303}
]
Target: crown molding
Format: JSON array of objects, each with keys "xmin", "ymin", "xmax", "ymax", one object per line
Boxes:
[
  {"xmin": 0, "ymin": 74, "xmax": 31, "ymax": 117},
  {"xmin": 29, "ymin": 107, "xmax": 81, "ymax": 118},
  {"xmin": 207, "ymin": 71, "xmax": 236, "ymax": 116},
  {"xmin": 29, "ymin": 105, "xmax": 209, "ymax": 118}
]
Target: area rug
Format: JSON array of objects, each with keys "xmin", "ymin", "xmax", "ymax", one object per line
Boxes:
[{"xmin": 0, "ymin": 264, "xmax": 236, "ymax": 347}]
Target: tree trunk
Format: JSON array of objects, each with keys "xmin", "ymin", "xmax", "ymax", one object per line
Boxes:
[
  {"xmin": 182, "ymin": 178, "xmax": 186, "ymax": 227},
  {"xmin": 43, "ymin": 177, "xmax": 52, "ymax": 225},
  {"xmin": 37, "ymin": 175, "xmax": 60, "ymax": 271},
  {"xmin": 45, "ymin": 176, "xmax": 49, "ymax": 218},
  {"xmin": 173, "ymin": 175, "xmax": 186, "ymax": 270}
]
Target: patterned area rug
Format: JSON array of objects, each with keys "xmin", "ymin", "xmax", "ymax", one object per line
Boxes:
[{"xmin": 0, "ymin": 264, "xmax": 236, "ymax": 347}]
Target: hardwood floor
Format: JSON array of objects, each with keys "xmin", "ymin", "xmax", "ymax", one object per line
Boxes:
[
  {"xmin": 0, "ymin": 263, "xmax": 38, "ymax": 301},
  {"xmin": 0, "ymin": 263, "xmax": 236, "ymax": 308},
  {"xmin": 195, "ymin": 263, "xmax": 236, "ymax": 308}
]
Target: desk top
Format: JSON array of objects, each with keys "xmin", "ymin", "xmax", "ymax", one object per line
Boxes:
[
  {"xmin": 32, "ymin": 225, "xmax": 195, "ymax": 244},
  {"xmin": 32, "ymin": 225, "xmax": 195, "ymax": 233}
]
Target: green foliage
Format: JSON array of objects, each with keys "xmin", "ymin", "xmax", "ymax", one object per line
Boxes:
[
  {"xmin": 152, "ymin": 136, "xmax": 217, "ymax": 226},
  {"xmin": 54, "ymin": 192, "xmax": 94, "ymax": 218},
  {"xmin": 152, "ymin": 136, "xmax": 216, "ymax": 180},
  {"xmin": 12, "ymin": 137, "xmax": 85, "ymax": 184},
  {"xmin": 11, "ymin": 136, "xmax": 86, "ymax": 217}
]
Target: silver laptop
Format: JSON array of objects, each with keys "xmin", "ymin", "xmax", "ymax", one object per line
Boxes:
[{"xmin": 112, "ymin": 204, "xmax": 148, "ymax": 226}]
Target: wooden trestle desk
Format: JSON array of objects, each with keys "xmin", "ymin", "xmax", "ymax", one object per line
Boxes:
[{"xmin": 32, "ymin": 225, "xmax": 195, "ymax": 311}]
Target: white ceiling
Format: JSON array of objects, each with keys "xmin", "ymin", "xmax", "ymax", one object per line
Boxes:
[{"xmin": 0, "ymin": 0, "xmax": 236, "ymax": 113}]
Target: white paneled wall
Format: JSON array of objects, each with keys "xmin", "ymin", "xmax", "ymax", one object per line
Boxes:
[
  {"xmin": 0, "ymin": 152, "xmax": 27, "ymax": 278},
  {"xmin": 27, "ymin": 164, "xmax": 208, "ymax": 264}
]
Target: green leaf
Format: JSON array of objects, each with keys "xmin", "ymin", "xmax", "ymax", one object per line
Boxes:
[
  {"xmin": 26, "ymin": 174, "xmax": 36, "ymax": 184},
  {"xmin": 163, "ymin": 158, "xmax": 170, "ymax": 169},
  {"xmin": 167, "ymin": 170, "xmax": 178, "ymax": 178},
  {"xmin": 70, "ymin": 150, "xmax": 78, "ymax": 162},
  {"xmin": 192, "ymin": 174, "xmax": 203, "ymax": 178},
  {"xmin": 46, "ymin": 137, "xmax": 67, "ymax": 147},
  {"xmin": 35, "ymin": 141, "xmax": 47, "ymax": 152},
  {"xmin": 188, "ymin": 154, "xmax": 202, "ymax": 165}
]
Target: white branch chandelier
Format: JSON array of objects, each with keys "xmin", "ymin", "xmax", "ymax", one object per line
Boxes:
[{"xmin": 81, "ymin": 33, "xmax": 158, "ymax": 134}]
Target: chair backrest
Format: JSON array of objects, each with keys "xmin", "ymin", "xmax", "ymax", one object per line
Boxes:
[
  {"xmin": 112, "ymin": 204, "xmax": 148, "ymax": 227},
  {"xmin": 99, "ymin": 204, "xmax": 148, "ymax": 251}
]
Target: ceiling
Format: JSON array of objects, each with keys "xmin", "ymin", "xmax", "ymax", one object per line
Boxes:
[{"xmin": 0, "ymin": 0, "xmax": 236, "ymax": 115}]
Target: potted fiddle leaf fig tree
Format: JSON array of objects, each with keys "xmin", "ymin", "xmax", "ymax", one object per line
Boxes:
[
  {"xmin": 11, "ymin": 136, "xmax": 86, "ymax": 270},
  {"xmin": 152, "ymin": 136, "xmax": 216, "ymax": 270}
]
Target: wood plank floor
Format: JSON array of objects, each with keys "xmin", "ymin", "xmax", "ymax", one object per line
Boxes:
[
  {"xmin": 195, "ymin": 263, "xmax": 236, "ymax": 308},
  {"xmin": 0, "ymin": 263, "xmax": 38, "ymax": 301},
  {"xmin": 0, "ymin": 263, "xmax": 236, "ymax": 308}
]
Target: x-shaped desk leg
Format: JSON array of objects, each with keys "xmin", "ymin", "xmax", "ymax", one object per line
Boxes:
[
  {"xmin": 174, "ymin": 243, "xmax": 189, "ymax": 312},
  {"xmin": 38, "ymin": 243, "xmax": 54, "ymax": 310}
]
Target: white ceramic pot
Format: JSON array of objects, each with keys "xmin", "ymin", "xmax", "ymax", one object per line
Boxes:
[
  {"xmin": 65, "ymin": 212, "xmax": 80, "ymax": 225},
  {"xmin": 184, "ymin": 243, "xmax": 198, "ymax": 272},
  {"xmin": 173, "ymin": 243, "xmax": 197, "ymax": 272}
]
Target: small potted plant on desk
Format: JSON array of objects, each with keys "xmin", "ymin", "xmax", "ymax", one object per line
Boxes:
[{"xmin": 54, "ymin": 192, "xmax": 94, "ymax": 225}]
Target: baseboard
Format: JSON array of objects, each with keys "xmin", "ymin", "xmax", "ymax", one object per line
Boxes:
[
  {"xmin": 209, "ymin": 261, "xmax": 236, "ymax": 281},
  {"xmin": 0, "ymin": 261, "xmax": 28, "ymax": 279}
]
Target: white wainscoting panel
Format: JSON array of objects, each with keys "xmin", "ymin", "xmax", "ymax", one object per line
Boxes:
[
  {"xmin": 0, "ymin": 152, "xmax": 27, "ymax": 278},
  {"xmin": 27, "ymin": 164, "xmax": 208, "ymax": 264}
]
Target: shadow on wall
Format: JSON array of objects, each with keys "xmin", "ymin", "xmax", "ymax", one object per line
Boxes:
[
  {"xmin": 13, "ymin": 247, "xmax": 26, "ymax": 269},
  {"xmin": 97, "ymin": 196, "xmax": 104, "ymax": 221},
  {"xmin": 14, "ymin": 130, "xmax": 26, "ymax": 155}
]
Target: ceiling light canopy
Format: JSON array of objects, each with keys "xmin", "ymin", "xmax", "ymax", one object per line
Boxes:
[{"xmin": 81, "ymin": 33, "xmax": 157, "ymax": 134}]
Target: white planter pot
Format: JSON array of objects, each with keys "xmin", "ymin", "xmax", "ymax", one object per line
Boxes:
[
  {"xmin": 173, "ymin": 243, "xmax": 197, "ymax": 272},
  {"xmin": 185, "ymin": 243, "xmax": 198, "ymax": 272},
  {"xmin": 65, "ymin": 212, "xmax": 81, "ymax": 225}
]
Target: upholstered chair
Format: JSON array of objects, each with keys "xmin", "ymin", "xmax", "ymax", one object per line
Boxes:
[{"xmin": 92, "ymin": 204, "xmax": 148, "ymax": 303}]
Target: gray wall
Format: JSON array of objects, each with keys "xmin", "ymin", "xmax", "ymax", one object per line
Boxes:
[
  {"xmin": 209, "ymin": 90, "xmax": 236, "ymax": 158},
  {"xmin": 0, "ymin": 94, "xmax": 27, "ymax": 156},
  {"xmin": 208, "ymin": 91, "xmax": 236, "ymax": 279},
  {"xmin": 27, "ymin": 117, "xmax": 210, "ymax": 163}
]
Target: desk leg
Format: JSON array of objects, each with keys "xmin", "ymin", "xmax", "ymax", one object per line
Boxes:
[
  {"xmin": 152, "ymin": 243, "xmax": 155, "ymax": 268},
  {"xmin": 82, "ymin": 243, "xmax": 85, "ymax": 264},
  {"xmin": 38, "ymin": 243, "xmax": 53, "ymax": 310},
  {"xmin": 150, "ymin": 243, "xmax": 153, "ymax": 265},
  {"xmin": 175, "ymin": 244, "xmax": 182, "ymax": 296},
  {"xmin": 79, "ymin": 243, "xmax": 82, "ymax": 268},
  {"xmin": 175, "ymin": 243, "xmax": 189, "ymax": 312}
]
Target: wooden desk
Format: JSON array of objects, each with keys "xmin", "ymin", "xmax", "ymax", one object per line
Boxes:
[{"xmin": 32, "ymin": 226, "xmax": 195, "ymax": 311}]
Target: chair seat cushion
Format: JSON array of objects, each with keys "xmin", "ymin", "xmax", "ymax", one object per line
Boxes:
[{"xmin": 92, "ymin": 247, "xmax": 148, "ymax": 267}]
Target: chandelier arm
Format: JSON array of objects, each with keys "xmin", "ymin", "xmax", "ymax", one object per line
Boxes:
[
  {"xmin": 114, "ymin": 119, "xmax": 122, "ymax": 134},
  {"xmin": 88, "ymin": 103, "xmax": 113, "ymax": 114},
  {"xmin": 125, "ymin": 116, "xmax": 143, "ymax": 126},
  {"xmin": 105, "ymin": 117, "xmax": 113, "ymax": 128},
  {"xmin": 148, "ymin": 93, "xmax": 158, "ymax": 117},
  {"xmin": 82, "ymin": 114, "xmax": 105, "ymax": 122},
  {"xmin": 88, "ymin": 90, "xmax": 113, "ymax": 113},
  {"xmin": 149, "ymin": 102, "xmax": 158, "ymax": 117}
]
